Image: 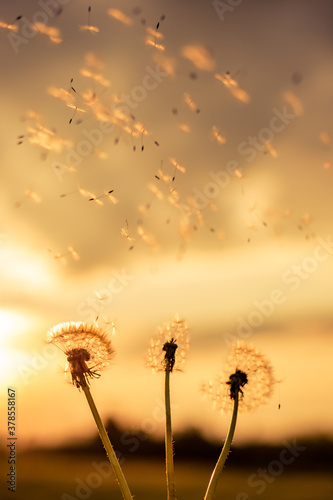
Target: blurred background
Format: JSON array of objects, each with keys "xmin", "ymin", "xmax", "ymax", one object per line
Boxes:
[{"xmin": 1, "ymin": 0, "xmax": 333, "ymax": 498}]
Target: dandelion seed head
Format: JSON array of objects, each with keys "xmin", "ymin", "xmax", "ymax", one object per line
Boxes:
[
  {"xmin": 47, "ymin": 321, "xmax": 115, "ymax": 388},
  {"xmin": 146, "ymin": 315, "xmax": 189, "ymax": 373},
  {"xmin": 204, "ymin": 342, "xmax": 274, "ymax": 412}
]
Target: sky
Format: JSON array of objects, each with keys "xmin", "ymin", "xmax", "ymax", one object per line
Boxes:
[{"xmin": 1, "ymin": 0, "xmax": 333, "ymax": 452}]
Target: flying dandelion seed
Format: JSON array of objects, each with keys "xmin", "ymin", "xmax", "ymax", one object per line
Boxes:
[
  {"xmin": 153, "ymin": 53, "xmax": 176, "ymax": 76},
  {"xmin": 185, "ymin": 196, "xmax": 204, "ymax": 226},
  {"xmin": 23, "ymin": 115, "xmax": 73, "ymax": 153},
  {"xmin": 148, "ymin": 183, "xmax": 164, "ymax": 200},
  {"xmin": 79, "ymin": 68, "xmax": 110, "ymax": 87},
  {"xmin": 78, "ymin": 186, "xmax": 98, "ymax": 200},
  {"xmin": 108, "ymin": 8, "xmax": 133, "ymax": 26},
  {"xmin": 178, "ymin": 123, "xmax": 191, "ymax": 133},
  {"xmin": 47, "ymin": 248, "xmax": 67, "ymax": 265},
  {"xmin": 32, "ymin": 22, "xmax": 62, "ymax": 43},
  {"xmin": 104, "ymin": 319, "xmax": 117, "ymax": 336},
  {"xmin": 87, "ymin": 196, "xmax": 103, "ymax": 206},
  {"xmin": 181, "ymin": 45, "xmax": 216, "ymax": 71},
  {"xmin": 183, "ymin": 93, "xmax": 200, "ymax": 113},
  {"xmin": 79, "ymin": 5, "xmax": 99, "ymax": 32},
  {"xmin": 264, "ymin": 142, "xmax": 278, "ymax": 158},
  {"xmin": 15, "ymin": 189, "xmax": 42, "ymax": 208},
  {"xmin": 79, "ymin": 25, "xmax": 100, "ymax": 33},
  {"xmin": 48, "ymin": 245, "xmax": 80, "ymax": 264},
  {"xmin": 234, "ymin": 168, "xmax": 244, "ymax": 179},
  {"xmin": 137, "ymin": 225, "xmax": 159, "ymax": 250},
  {"xmin": 155, "ymin": 14, "xmax": 166, "ymax": 30},
  {"xmin": 145, "ymin": 37, "xmax": 165, "ymax": 51},
  {"xmin": 47, "ymin": 86, "xmax": 75, "ymax": 106},
  {"xmin": 283, "ymin": 90, "xmax": 303, "ymax": 116},
  {"xmin": 93, "ymin": 291, "xmax": 111, "ymax": 323},
  {"xmin": 82, "ymin": 93, "xmax": 111, "ymax": 122},
  {"xmin": 105, "ymin": 191, "xmax": 118, "ymax": 205},
  {"xmin": 203, "ymin": 342, "xmax": 274, "ymax": 412},
  {"xmin": 88, "ymin": 190, "xmax": 117, "ymax": 205},
  {"xmin": 208, "ymin": 201, "xmax": 218, "ymax": 211},
  {"xmin": 146, "ymin": 26, "xmax": 164, "ymax": 39},
  {"xmin": 155, "ymin": 164, "xmax": 173, "ymax": 184},
  {"xmin": 67, "ymin": 246, "xmax": 80, "ymax": 261},
  {"xmin": 145, "ymin": 26, "xmax": 165, "ymax": 51},
  {"xmin": 27, "ymin": 190, "xmax": 41, "ymax": 203},
  {"xmin": 94, "ymin": 149, "xmax": 108, "ymax": 160},
  {"xmin": 47, "ymin": 322, "xmax": 114, "ymax": 389},
  {"xmin": 85, "ymin": 51, "xmax": 104, "ymax": 70},
  {"xmin": 215, "ymin": 72, "xmax": 250, "ymax": 103},
  {"xmin": 169, "ymin": 157, "xmax": 186, "ymax": 175},
  {"xmin": 211, "ymin": 125, "xmax": 226, "ymax": 144},
  {"xmin": 94, "ymin": 290, "xmax": 110, "ymax": 303},
  {"xmin": 97, "ymin": 318, "xmax": 117, "ymax": 336},
  {"xmin": 133, "ymin": 121, "xmax": 150, "ymax": 136},
  {"xmin": 0, "ymin": 20, "xmax": 19, "ymax": 32},
  {"xmin": 121, "ymin": 220, "xmax": 135, "ymax": 241},
  {"xmin": 137, "ymin": 203, "xmax": 150, "ymax": 216}
]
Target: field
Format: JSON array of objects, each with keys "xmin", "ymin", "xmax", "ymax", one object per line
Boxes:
[{"xmin": 1, "ymin": 451, "xmax": 333, "ymax": 500}]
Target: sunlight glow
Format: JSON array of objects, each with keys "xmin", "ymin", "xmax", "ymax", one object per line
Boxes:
[
  {"xmin": 0, "ymin": 245, "xmax": 52, "ymax": 289},
  {"xmin": 0, "ymin": 348, "xmax": 30, "ymax": 388},
  {"xmin": 0, "ymin": 311, "xmax": 33, "ymax": 387},
  {"xmin": 0, "ymin": 310, "xmax": 28, "ymax": 347}
]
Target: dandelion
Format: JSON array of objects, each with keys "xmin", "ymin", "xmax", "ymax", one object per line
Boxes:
[
  {"xmin": 47, "ymin": 321, "xmax": 113, "ymax": 388},
  {"xmin": 146, "ymin": 316, "xmax": 189, "ymax": 500},
  {"xmin": 203, "ymin": 342, "xmax": 274, "ymax": 500},
  {"xmin": 47, "ymin": 322, "xmax": 133, "ymax": 500},
  {"xmin": 146, "ymin": 315, "xmax": 189, "ymax": 374},
  {"xmin": 206, "ymin": 342, "xmax": 274, "ymax": 413}
]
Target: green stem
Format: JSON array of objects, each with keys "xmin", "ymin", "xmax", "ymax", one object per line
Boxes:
[
  {"xmin": 82, "ymin": 384, "xmax": 133, "ymax": 500},
  {"xmin": 165, "ymin": 367, "xmax": 177, "ymax": 500},
  {"xmin": 204, "ymin": 391, "xmax": 239, "ymax": 500}
]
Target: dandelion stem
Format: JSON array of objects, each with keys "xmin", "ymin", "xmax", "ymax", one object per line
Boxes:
[
  {"xmin": 204, "ymin": 390, "xmax": 239, "ymax": 500},
  {"xmin": 82, "ymin": 384, "xmax": 133, "ymax": 500},
  {"xmin": 165, "ymin": 366, "xmax": 177, "ymax": 500}
]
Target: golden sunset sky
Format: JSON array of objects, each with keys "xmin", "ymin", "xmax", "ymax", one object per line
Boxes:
[{"xmin": 1, "ymin": 0, "xmax": 333, "ymax": 451}]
